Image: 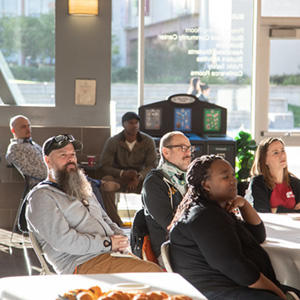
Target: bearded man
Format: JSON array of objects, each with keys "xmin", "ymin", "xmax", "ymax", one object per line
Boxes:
[{"xmin": 25, "ymin": 134, "xmax": 162, "ymax": 275}]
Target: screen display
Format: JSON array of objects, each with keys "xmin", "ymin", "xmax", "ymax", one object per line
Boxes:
[
  {"xmin": 174, "ymin": 108, "xmax": 192, "ymax": 132},
  {"xmin": 145, "ymin": 108, "xmax": 161, "ymax": 130},
  {"xmin": 204, "ymin": 108, "xmax": 221, "ymax": 132}
]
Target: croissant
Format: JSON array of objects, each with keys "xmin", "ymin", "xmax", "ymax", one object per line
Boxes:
[
  {"xmin": 99, "ymin": 290, "xmax": 132, "ymax": 300},
  {"xmin": 58, "ymin": 285, "xmax": 192, "ymax": 300},
  {"xmin": 60, "ymin": 286, "xmax": 102, "ymax": 300},
  {"xmin": 131, "ymin": 291, "xmax": 169, "ymax": 300},
  {"xmin": 167, "ymin": 296, "xmax": 193, "ymax": 300}
]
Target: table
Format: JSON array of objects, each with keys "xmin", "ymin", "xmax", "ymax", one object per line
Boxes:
[
  {"xmin": 0, "ymin": 272, "xmax": 207, "ymax": 300},
  {"xmin": 79, "ymin": 161, "xmax": 101, "ymax": 171},
  {"xmin": 79, "ymin": 162, "xmax": 101, "ymax": 178},
  {"xmin": 259, "ymin": 213, "xmax": 300, "ymax": 289}
]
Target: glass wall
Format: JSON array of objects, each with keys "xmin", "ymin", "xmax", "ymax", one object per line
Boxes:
[
  {"xmin": 111, "ymin": 0, "xmax": 254, "ymax": 138},
  {"xmin": 262, "ymin": 0, "xmax": 300, "ymax": 17},
  {"xmin": 269, "ymin": 39, "xmax": 300, "ymax": 131},
  {"xmin": 0, "ymin": 0, "xmax": 55, "ymax": 106},
  {"xmin": 111, "ymin": 0, "xmax": 138, "ymax": 131}
]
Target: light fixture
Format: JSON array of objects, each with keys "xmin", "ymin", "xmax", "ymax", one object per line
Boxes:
[{"xmin": 68, "ymin": 0, "xmax": 98, "ymax": 16}]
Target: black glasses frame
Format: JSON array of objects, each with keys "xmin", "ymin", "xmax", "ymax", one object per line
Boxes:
[{"xmin": 165, "ymin": 144, "xmax": 195, "ymax": 153}]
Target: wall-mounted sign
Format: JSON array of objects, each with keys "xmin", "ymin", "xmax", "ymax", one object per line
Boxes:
[{"xmin": 75, "ymin": 79, "xmax": 96, "ymax": 106}]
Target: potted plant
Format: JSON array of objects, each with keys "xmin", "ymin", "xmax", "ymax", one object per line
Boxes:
[{"xmin": 235, "ymin": 130, "xmax": 257, "ymax": 196}]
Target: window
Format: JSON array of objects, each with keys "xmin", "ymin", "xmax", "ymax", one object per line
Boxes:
[
  {"xmin": 111, "ymin": 0, "xmax": 254, "ymax": 139},
  {"xmin": 0, "ymin": 0, "xmax": 55, "ymax": 106},
  {"xmin": 111, "ymin": 0, "xmax": 138, "ymax": 132},
  {"xmin": 262, "ymin": 0, "xmax": 300, "ymax": 17},
  {"xmin": 269, "ymin": 39, "xmax": 300, "ymax": 132}
]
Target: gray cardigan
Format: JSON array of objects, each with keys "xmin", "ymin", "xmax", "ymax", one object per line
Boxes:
[{"xmin": 26, "ymin": 183, "xmax": 124, "ymax": 274}]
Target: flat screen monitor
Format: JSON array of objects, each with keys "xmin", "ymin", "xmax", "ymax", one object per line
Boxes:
[
  {"xmin": 174, "ymin": 108, "xmax": 192, "ymax": 132},
  {"xmin": 203, "ymin": 108, "xmax": 221, "ymax": 132}
]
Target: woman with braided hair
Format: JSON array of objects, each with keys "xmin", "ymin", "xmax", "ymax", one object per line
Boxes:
[{"xmin": 168, "ymin": 155, "xmax": 300, "ymax": 300}]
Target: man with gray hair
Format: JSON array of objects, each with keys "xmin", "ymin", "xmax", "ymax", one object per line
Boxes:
[{"xmin": 141, "ymin": 131, "xmax": 194, "ymax": 266}]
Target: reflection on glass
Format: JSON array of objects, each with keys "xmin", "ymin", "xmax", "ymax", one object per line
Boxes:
[
  {"xmin": 111, "ymin": 0, "xmax": 138, "ymax": 130},
  {"xmin": 0, "ymin": 0, "xmax": 55, "ymax": 106},
  {"xmin": 111, "ymin": 0, "xmax": 254, "ymax": 138},
  {"xmin": 269, "ymin": 40, "xmax": 300, "ymax": 131}
]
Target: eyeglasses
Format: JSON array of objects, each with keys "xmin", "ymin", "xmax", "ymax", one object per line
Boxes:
[
  {"xmin": 44, "ymin": 134, "xmax": 75, "ymax": 156},
  {"xmin": 165, "ymin": 144, "xmax": 195, "ymax": 153}
]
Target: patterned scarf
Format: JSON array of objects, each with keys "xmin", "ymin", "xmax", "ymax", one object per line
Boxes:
[{"xmin": 157, "ymin": 158, "xmax": 187, "ymax": 196}]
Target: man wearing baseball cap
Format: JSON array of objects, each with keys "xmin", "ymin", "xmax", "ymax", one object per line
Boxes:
[
  {"xmin": 25, "ymin": 134, "xmax": 162, "ymax": 274},
  {"xmin": 5, "ymin": 115, "xmax": 118, "ymax": 215},
  {"xmin": 100, "ymin": 112, "xmax": 158, "ymax": 226}
]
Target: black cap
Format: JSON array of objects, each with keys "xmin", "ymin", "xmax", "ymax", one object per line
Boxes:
[
  {"xmin": 122, "ymin": 112, "xmax": 140, "ymax": 123},
  {"xmin": 43, "ymin": 134, "xmax": 83, "ymax": 156}
]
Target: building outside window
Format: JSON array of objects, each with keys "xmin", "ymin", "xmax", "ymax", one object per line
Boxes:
[
  {"xmin": 0, "ymin": 0, "xmax": 55, "ymax": 106},
  {"xmin": 111, "ymin": 0, "xmax": 300, "ymax": 141},
  {"xmin": 1, "ymin": 0, "xmax": 299, "ymax": 144},
  {"xmin": 111, "ymin": 0, "xmax": 254, "ymax": 137}
]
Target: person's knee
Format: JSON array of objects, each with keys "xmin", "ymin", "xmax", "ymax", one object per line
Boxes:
[
  {"xmin": 102, "ymin": 175, "xmax": 115, "ymax": 182},
  {"xmin": 138, "ymin": 261, "xmax": 163, "ymax": 272},
  {"xmin": 147, "ymin": 262, "xmax": 163, "ymax": 272}
]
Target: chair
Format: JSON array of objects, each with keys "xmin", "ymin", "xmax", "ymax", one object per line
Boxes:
[
  {"xmin": 28, "ymin": 231, "xmax": 56, "ymax": 275},
  {"xmin": 10, "ymin": 164, "xmax": 31, "ymax": 242},
  {"xmin": 130, "ymin": 208, "xmax": 158, "ymax": 264},
  {"xmin": 161, "ymin": 240, "xmax": 173, "ymax": 273},
  {"xmin": 130, "ymin": 208, "xmax": 148, "ymax": 259}
]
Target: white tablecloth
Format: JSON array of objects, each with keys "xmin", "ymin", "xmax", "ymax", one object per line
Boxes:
[
  {"xmin": 0, "ymin": 272, "xmax": 207, "ymax": 300},
  {"xmin": 259, "ymin": 213, "xmax": 300, "ymax": 289}
]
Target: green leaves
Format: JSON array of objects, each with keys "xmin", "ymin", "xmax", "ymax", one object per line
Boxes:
[
  {"xmin": 235, "ymin": 131, "xmax": 257, "ymax": 182},
  {"xmin": 0, "ymin": 12, "xmax": 55, "ymax": 66}
]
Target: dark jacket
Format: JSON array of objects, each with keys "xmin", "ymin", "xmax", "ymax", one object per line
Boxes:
[
  {"xmin": 250, "ymin": 174, "xmax": 300, "ymax": 213},
  {"xmin": 141, "ymin": 169, "xmax": 183, "ymax": 257},
  {"xmin": 99, "ymin": 130, "xmax": 157, "ymax": 179}
]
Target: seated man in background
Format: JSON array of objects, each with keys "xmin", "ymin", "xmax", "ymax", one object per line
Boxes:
[
  {"xmin": 141, "ymin": 131, "xmax": 193, "ymax": 267},
  {"xmin": 6, "ymin": 115, "xmax": 47, "ymax": 189},
  {"xmin": 5, "ymin": 115, "xmax": 117, "ymax": 209},
  {"xmin": 26, "ymin": 134, "xmax": 162, "ymax": 274},
  {"xmin": 100, "ymin": 112, "xmax": 158, "ymax": 227}
]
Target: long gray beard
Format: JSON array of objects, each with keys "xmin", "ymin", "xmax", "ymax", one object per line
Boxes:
[{"xmin": 55, "ymin": 164, "xmax": 92, "ymax": 200}]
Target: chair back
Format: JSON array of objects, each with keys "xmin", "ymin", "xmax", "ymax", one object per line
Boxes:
[
  {"xmin": 29, "ymin": 231, "xmax": 55, "ymax": 275},
  {"xmin": 130, "ymin": 208, "xmax": 149, "ymax": 259},
  {"xmin": 17, "ymin": 175, "xmax": 31, "ymax": 234},
  {"xmin": 161, "ymin": 240, "xmax": 173, "ymax": 273},
  {"xmin": 10, "ymin": 164, "xmax": 31, "ymax": 241}
]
